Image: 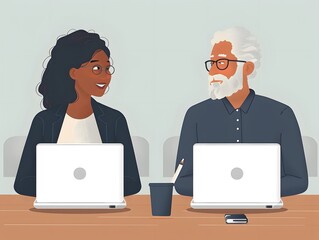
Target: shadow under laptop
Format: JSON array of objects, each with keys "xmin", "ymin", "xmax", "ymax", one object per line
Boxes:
[
  {"xmin": 29, "ymin": 208, "xmax": 131, "ymax": 214},
  {"xmin": 186, "ymin": 208, "xmax": 288, "ymax": 214}
]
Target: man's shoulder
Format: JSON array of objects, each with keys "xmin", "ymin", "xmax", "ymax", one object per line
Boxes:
[
  {"xmin": 254, "ymin": 94, "xmax": 291, "ymax": 112},
  {"xmin": 186, "ymin": 98, "xmax": 221, "ymax": 115}
]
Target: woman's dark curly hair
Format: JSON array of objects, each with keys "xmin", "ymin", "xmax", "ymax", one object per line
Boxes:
[{"xmin": 38, "ymin": 30, "xmax": 110, "ymax": 109}]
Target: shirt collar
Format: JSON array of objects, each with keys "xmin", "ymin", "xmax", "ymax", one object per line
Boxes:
[{"xmin": 221, "ymin": 89, "xmax": 255, "ymax": 114}]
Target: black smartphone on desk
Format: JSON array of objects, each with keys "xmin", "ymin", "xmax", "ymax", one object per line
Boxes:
[{"xmin": 225, "ymin": 214, "xmax": 248, "ymax": 224}]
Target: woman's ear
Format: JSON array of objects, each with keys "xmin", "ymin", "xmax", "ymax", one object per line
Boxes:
[
  {"xmin": 243, "ymin": 61, "xmax": 255, "ymax": 76},
  {"xmin": 69, "ymin": 68, "xmax": 77, "ymax": 80}
]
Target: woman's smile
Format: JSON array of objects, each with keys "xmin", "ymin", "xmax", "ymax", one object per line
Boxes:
[{"xmin": 96, "ymin": 83, "xmax": 107, "ymax": 89}]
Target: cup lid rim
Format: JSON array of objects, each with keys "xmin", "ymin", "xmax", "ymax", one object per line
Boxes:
[{"xmin": 149, "ymin": 183, "xmax": 174, "ymax": 187}]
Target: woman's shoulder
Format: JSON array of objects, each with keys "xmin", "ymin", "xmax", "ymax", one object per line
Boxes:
[
  {"xmin": 33, "ymin": 100, "xmax": 127, "ymax": 122},
  {"xmin": 34, "ymin": 104, "xmax": 67, "ymax": 120},
  {"xmin": 92, "ymin": 99, "xmax": 126, "ymax": 120}
]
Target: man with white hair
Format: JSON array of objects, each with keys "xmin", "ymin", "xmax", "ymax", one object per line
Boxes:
[{"xmin": 175, "ymin": 27, "xmax": 308, "ymax": 197}]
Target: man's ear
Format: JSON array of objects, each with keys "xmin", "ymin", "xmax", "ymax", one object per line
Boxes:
[
  {"xmin": 69, "ymin": 68, "xmax": 77, "ymax": 80},
  {"xmin": 243, "ymin": 61, "xmax": 254, "ymax": 76}
]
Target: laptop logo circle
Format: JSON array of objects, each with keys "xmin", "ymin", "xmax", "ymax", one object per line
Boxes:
[
  {"xmin": 231, "ymin": 167, "xmax": 243, "ymax": 180},
  {"xmin": 74, "ymin": 167, "xmax": 86, "ymax": 180}
]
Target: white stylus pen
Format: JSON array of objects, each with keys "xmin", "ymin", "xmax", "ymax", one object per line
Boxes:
[{"xmin": 171, "ymin": 159, "xmax": 184, "ymax": 183}]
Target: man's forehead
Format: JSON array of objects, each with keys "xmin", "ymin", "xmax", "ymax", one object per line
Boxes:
[{"xmin": 211, "ymin": 41, "xmax": 234, "ymax": 58}]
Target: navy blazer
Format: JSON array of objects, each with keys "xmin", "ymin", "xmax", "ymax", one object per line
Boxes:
[{"xmin": 14, "ymin": 98, "xmax": 141, "ymax": 196}]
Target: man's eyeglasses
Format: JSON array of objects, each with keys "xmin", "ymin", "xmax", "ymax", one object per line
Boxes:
[
  {"xmin": 205, "ymin": 59, "xmax": 246, "ymax": 71},
  {"xmin": 81, "ymin": 64, "xmax": 115, "ymax": 75}
]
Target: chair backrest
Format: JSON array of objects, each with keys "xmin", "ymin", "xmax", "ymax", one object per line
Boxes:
[
  {"xmin": 163, "ymin": 136, "xmax": 179, "ymax": 177},
  {"xmin": 3, "ymin": 136, "xmax": 27, "ymax": 177},
  {"xmin": 3, "ymin": 135, "xmax": 317, "ymax": 178},
  {"xmin": 302, "ymin": 136, "xmax": 318, "ymax": 177},
  {"xmin": 3, "ymin": 135, "xmax": 149, "ymax": 177},
  {"xmin": 162, "ymin": 136, "xmax": 318, "ymax": 178},
  {"xmin": 131, "ymin": 136, "xmax": 149, "ymax": 177}
]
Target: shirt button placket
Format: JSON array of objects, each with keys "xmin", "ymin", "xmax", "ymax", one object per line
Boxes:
[{"xmin": 235, "ymin": 109, "xmax": 241, "ymax": 143}]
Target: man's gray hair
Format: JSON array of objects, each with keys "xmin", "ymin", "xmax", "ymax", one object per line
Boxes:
[{"xmin": 211, "ymin": 27, "xmax": 261, "ymax": 78}]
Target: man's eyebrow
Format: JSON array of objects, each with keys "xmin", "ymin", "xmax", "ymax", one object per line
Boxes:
[{"xmin": 218, "ymin": 54, "xmax": 227, "ymax": 57}]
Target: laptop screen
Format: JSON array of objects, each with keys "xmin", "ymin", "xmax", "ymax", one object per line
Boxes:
[
  {"xmin": 36, "ymin": 143, "xmax": 124, "ymax": 203},
  {"xmin": 193, "ymin": 143, "xmax": 281, "ymax": 203}
]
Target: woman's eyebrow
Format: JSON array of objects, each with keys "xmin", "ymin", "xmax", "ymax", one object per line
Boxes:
[{"xmin": 89, "ymin": 60, "xmax": 110, "ymax": 63}]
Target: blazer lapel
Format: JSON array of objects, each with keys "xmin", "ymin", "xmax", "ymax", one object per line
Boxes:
[
  {"xmin": 91, "ymin": 98, "xmax": 108, "ymax": 143},
  {"xmin": 52, "ymin": 105, "xmax": 67, "ymax": 143}
]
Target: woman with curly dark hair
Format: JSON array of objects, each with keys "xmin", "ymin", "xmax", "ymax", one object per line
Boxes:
[{"xmin": 14, "ymin": 30, "xmax": 141, "ymax": 197}]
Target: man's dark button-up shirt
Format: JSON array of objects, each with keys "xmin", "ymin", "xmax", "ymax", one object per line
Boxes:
[{"xmin": 175, "ymin": 89, "xmax": 308, "ymax": 197}]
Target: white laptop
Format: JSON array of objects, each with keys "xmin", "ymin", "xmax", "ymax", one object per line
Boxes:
[
  {"xmin": 34, "ymin": 143, "xmax": 126, "ymax": 209},
  {"xmin": 191, "ymin": 143, "xmax": 283, "ymax": 209}
]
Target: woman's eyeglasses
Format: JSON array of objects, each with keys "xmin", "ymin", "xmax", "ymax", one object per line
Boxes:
[{"xmin": 81, "ymin": 64, "xmax": 115, "ymax": 75}]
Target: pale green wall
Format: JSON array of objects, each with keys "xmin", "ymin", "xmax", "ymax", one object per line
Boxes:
[{"xmin": 1, "ymin": 0, "xmax": 318, "ymax": 194}]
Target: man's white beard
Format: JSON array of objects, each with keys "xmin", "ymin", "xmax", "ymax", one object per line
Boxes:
[{"xmin": 208, "ymin": 66, "xmax": 244, "ymax": 100}]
